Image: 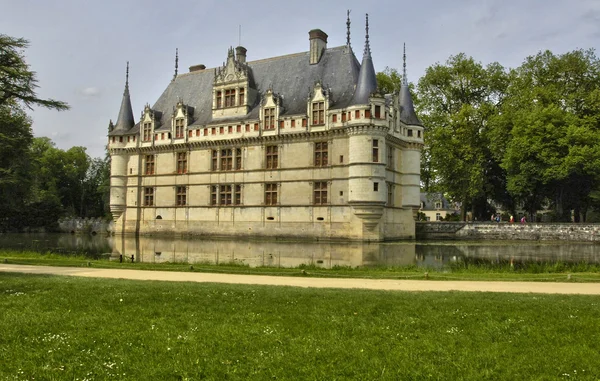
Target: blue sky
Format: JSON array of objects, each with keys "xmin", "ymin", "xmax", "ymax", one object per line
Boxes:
[{"xmin": 2, "ymin": 0, "xmax": 599, "ymax": 158}]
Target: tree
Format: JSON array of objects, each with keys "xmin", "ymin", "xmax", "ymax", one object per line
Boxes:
[
  {"xmin": 496, "ymin": 49, "xmax": 600, "ymax": 221},
  {"xmin": 415, "ymin": 54, "xmax": 509, "ymax": 220},
  {"xmin": 0, "ymin": 34, "xmax": 69, "ymax": 110},
  {"xmin": 376, "ymin": 67, "xmax": 402, "ymax": 94}
]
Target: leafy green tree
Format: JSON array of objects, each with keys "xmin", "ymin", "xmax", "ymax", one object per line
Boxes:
[
  {"xmin": 376, "ymin": 67, "xmax": 402, "ymax": 94},
  {"xmin": 496, "ymin": 49, "xmax": 600, "ymax": 221},
  {"xmin": 415, "ymin": 54, "xmax": 509, "ymax": 220}
]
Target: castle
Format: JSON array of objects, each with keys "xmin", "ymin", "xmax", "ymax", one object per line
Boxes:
[{"xmin": 107, "ymin": 14, "xmax": 423, "ymax": 241}]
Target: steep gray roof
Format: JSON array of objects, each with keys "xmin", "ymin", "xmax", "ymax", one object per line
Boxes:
[
  {"xmin": 351, "ymin": 16, "xmax": 377, "ymax": 106},
  {"xmin": 109, "ymin": 81, "xmax": 135, "ymax": 135},
  {"xmin": 398, "ymin": 84, "xmax": 422, "ymax": 126},
  {"xmin": 420, "ymin": 192, "xmax": 453, "ymax": 210},
  {"xmin": 150, "ymin": 46, "xmax": 361, "ymax": 129}
]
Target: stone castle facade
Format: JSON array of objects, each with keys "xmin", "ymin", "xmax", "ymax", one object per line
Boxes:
[{"xmin": 107, "ymin": 15, "xmax": 424, "ymax": 241}]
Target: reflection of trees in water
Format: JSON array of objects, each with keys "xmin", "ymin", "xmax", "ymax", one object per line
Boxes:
[{"xmin": 0, "ymin": 233, "xmax": 111, "ymax": 257}]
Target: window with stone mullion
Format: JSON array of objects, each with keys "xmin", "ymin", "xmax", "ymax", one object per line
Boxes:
[
  {"xmin": 143, "ymin": 123, "xmax": 152, "ymax": 141},
  {"xmin": 225, "ymin": 89, "xmax": 236, "ymax": 107},
  {"xmin": 312, "ymin": 102, "xmax": 324, "ymax": 125},
  {"xmin": 175, "ymin": 119, "xmax": 185, "ymax": 138},
  {"xmin": 264, "ymin": 108, "xmax": 275, "ymax": 130},
  {"xmin": 314, "ymin": 142, "xmax": 328, "ymax": 167},
  {"xmin": 313, "ymin": 182, "xmax": 327, "ymax": 205},
  {"xmin": 266, "ymin": 146, "xmax": 278, "ymax": 169},
  {"xmin": 265, "ymin": 183, "xmax": 278, "ymax": 205},
  {"xmin": 221, "ymin": 149, "xmax": 233, "ymax": 171}
]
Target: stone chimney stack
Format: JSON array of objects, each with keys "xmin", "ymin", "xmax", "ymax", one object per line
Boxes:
[
  {"xmin": 309, "ymin": 29, "xmax": 328, "ymax": 65},
  {"xmin": 235, "ymin": 46, "xmax": 247, "ymax": 64}
]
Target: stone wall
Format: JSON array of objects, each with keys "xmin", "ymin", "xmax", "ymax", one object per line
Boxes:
[
  {"xmin": 416, "ymin": 222, "xmax": 600, "ymax": 242},
  {"xmin": 58, "ymin": 217, "xmax": 113, "ymax": 235}
]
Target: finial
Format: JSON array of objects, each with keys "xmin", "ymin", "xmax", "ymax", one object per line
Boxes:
[
  {"xmin": 402, "ymin": 43, "xmax": 408, "ymax": 85},
  {"xmin": 346, "ymin": 10, "xmax": 351, "ymax": 48},
  {"xmin": 173, "ymin": 48, "xmax": 179, "ymax": 81},
  {"xmin": 125, "ymin": 61, "xmax": 129, "ymax": 90},
  {"xmin": 364, "ymin": 14, "xmax": 371, "ymax": 57}
]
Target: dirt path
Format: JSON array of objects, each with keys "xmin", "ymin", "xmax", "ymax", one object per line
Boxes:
[{"xmin": 1, "ymin": 264, "xmax": 599, "ymax": 295}]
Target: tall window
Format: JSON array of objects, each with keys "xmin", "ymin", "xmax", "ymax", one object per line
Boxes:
[
  {"xmin": 235, "ymin": 184, "xmax": 242, "ymax": 205},
  {"xmin": 220, "ymin": 185, "xmax": 232, "ymax": 205},
  {"xmin": 264, "ymin": 108, "xmax": 275, "ymax": 130},
  {"xmin": 387, "ymin": 183, "xmax": 393, "ymax": 206},
  {"xmin": 176, "ymin": 152, "xmax": 187, "ymax": 174},
  {"xmin": 144, "ymin": 187, "xmax": 154, "ymax": 206},
  {"xmin": 210, "ymin": 185, "xmax": 217, "ymax": 205},
  {"xmin": 225, "ymin": 89, "xmax": 235, "ymax": 107},
  {"xmin": 211, "ymin": 150, "xmax": 218, "ymax": 171},
  {"xmin": 238, "ymin": 87, "xmax": 245, "ymax": 105},
  {"xmin": 176, "ymin": 186, "xmax": 186, "ymax": 206},
  {"xmin": 375, "ymin": 105, "xmax": 381, "ymax": 119},
  {"xmin": 221, "ymin": 148, "xmax": 233, "ymax": 171},
  {"xmin": 235, "ymin": 148, "xmax": 242, "ymax": 170},
  {"xmin": 314, "ymin": 142, "xmax": 328, "ymax": 167},
  {"xmin": 175, "ymin": 119, "xmax": 184, "ymax": 138},
  {"xmin": 266, "ymin": 145, "xmax": 278, "ymax": 169},
  {"xmin": 145, "ymin": 155, "xmax": 155, "ymax": 175},
  {"xmin": 265, "ymin": 183, "xmax": 278, "ymax": 205},
  {"xmin": 312, "ymin": 102, "xmax": 324, "ymax": 125},
  {"xmin": 216, "ymin": 91, "xmax": 222, "ymax": 109},
  {"xmin": 143, "ymin": 122, "xmax": 152, "ymax": 142},
  {"xmin": 386, "ymin": 145, "xmax": 394, "ymax": 170},
  {"xmin": 313, "ymin": 182, "xmax": 327, "ymax": 205},
  {"xmin": 372, "ymin": 139, "xmax": 379, "ymax": 163}
]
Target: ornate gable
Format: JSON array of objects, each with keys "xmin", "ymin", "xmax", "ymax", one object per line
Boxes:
[{"xmin": 212, "ymin": 47, "xmax": 256, "ymax": 120}]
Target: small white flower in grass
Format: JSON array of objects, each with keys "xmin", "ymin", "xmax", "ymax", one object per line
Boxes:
[{"xmin": 120, "ymin": 298, "xmax": 123, "ymax": 302}]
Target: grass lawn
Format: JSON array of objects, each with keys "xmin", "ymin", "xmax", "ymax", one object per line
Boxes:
[
  {"xmin": 2, "ymin": 250, "xmax": 600, "ymax": 283},
  {"xmin": 1, "ymin": 273, "xmax": 599, "ymax": 380}
]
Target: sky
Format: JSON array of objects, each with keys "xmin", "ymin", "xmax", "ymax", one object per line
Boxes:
[{"xmin": 2, "ymin": 0, "xmax": 599, "ymax": 159}]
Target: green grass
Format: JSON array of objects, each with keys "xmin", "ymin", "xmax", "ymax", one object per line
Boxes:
[
  {"xmin": 2, "ymin": 249, "xmax": 600, "ymax": 283},
  {"xmin": 1, "ymin": 273, "xmax": 599, "ymax": 380}
]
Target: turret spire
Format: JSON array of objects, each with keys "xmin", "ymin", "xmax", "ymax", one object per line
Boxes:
[
  {"xmin": 364, "ymin": 13, "xmax": 371, "ymax": 57},
  {"xmin": 398, "ymin": 44, "xmax": 422, "ymax": 126},
  {"xmin": 112, "ymin": 61, "xmax": 135, "ymax": 133},
  {"xmin": 173, "ymin": 48, "xmax": 179, "ymax": 81},
  {"xmin": 346, "ymin": 10, "xmax": 351, "ymax": 48},
  {"xmin": 402, "ymin": 43, "xmax": 407, "ymax": 86},
  {"xmin": 351, "ymin": 13, "xmax": 378, "ymax": 105}
]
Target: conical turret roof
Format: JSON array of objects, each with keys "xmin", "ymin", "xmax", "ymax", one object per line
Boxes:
[
  {"xmin": 351, "ymin": 14, "xmax": 378, "ymax": 105},
  {"xmin": 398, "ymin": 44, "xmax": 422, "ymax": 126},
  {"xmin": 111, "ymin": 62, "xmax": 135, "ymax": 134}
]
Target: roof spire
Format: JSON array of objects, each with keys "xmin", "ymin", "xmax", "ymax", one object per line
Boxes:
[
  {"xmin": 125, "ymin": 61, "xmax": 129, "ymax": 92},
  {"xmin": 346, "ymin": 9, "xmax": 351, "ymax": 48},
  {"xmin": 112, "ymin": 61, "xmax": 135, "ymax": 133},
  {"xmin": 402, "ymin": 43, "xmax": 407, "ymax": 85},
  {"xmin": 173, "ymin": 48, "xmax": 179, "ymax": 81},
  {"xmin": 364, "ymin": 13, "xmax": 371, "ymax": 57}
]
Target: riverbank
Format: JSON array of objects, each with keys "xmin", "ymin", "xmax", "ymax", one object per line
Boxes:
[{"xmin": 417, "ymin": 221, "xmax": 600, "ymax": 242}]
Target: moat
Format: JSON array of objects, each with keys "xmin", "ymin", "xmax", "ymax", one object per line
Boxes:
[{"xmin": 1, "ymin": 233, "xmax": 600, "ymax": 269}]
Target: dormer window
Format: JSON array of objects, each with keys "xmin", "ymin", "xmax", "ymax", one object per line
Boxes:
[
  {"xmin": 225, "ymin": 89, "xmax": 235, "ymax": 107},
  {"xmin": 264, "ymin": 108, "xmax": 275, "ymax": 130},
  {"xmin": 216, "ymin": 91, "xmax": 222, "ymax": 108},
  {"xmin": 312, "ymin": 102, "xmax": 324, "ymax": 125},
  {"xmin": 175, "ymin": 119, "xmax": 185, "ymax": 139},
  {"xmin": 143, "ymin": 122, "xmax": 152, "ymax": 142},
  {"xmin": 238, "ymin": 87, "xmax": 245, "ymax": 105}
]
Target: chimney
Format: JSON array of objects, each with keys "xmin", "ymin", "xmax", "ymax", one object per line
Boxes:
[
  {"xmin": 235, "ymin": 46, "xmax": 247, "ymax": 64},
  {"xmin": 189, "ymin": 64, "xmax": 206, "ymax": 72},
  {"xmin": 309, "ymin": 29, "xmax": 328, "ymax": 65}
]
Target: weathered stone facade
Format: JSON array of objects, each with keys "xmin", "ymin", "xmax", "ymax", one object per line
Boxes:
[{"xmin": 108, "ymin": 16, "xmax": 423, "ymax": 241}]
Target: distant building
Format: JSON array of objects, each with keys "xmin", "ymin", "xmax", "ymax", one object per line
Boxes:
[
  {"xmin": 107, "ymin": 14, "xmax": 424, "ymax": 241},
  {"xmin": 419, "ymin": 193, "xmax": 457, "ymax": 221}
]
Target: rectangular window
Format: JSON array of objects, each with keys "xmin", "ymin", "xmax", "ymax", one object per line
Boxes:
[
  {"xmin": 216, "ymin": 91, "xmax": 222, "ymax": 109},
  {"xmin": 291, "ymin": 119, "xmax": 295, "ymax": 128},
  {"xmin": 225, "ymin": 89, "xmax": 235, "ymax": 107},
  {"xmin": 176, "ymin": 152, "xmax": 187, "ymax": 174},
  {"xmin": 211, "ymin": 127, "xmax": 216, "ymax": 135},
  {"xmin": 196, "ymin": 128, "xmax": 200, "ymax": 136},
  {"xmin": 407, "ymin": 129, "xmax": 413, "ymax": 137},
  {"xmin": 302, "ymin": 118, "xmax": 307, "ymax": 127},
  {"xmin": 127, "ymin": 136, "xmax": 130, "ymax": 142},
  {"xmin": 355, "ymin": 110, "xmax": 360, "ymax": 119},
  {"xmin": 342, "ymin": 113, "xmax": 347, "ymax": 122},
  {"xmin": 211, "ymin": 149, "xmax": 218, "ymax": 171},
  {"xmin": 221, "ymin": 148, "xmax": 233, "ymax": 171},
  {"xmin": 238, "ymin": 87, "xmax": 245, "ymax": 105},
  {"xmin": 313, "ymin": 182, "xmax": 327, "ymax": 205},
  {"xmin": 236, "ymin": 125, "xmax": 241, "ymax": 133},
  {"xmin": 332, "ymin": 114, "xmax": 337, "ymax": 123},
  {"xmin": 144, "ymin": 187, "xmax": 154, "ymax": 206},
  {"xmin": 265, "ymin": 183, "xmax": 278, "ymax": 205},
  {"xmin": 119, "ymin": 136, "xmax": 123, "ymax": 143},
  {"xmin": 365, "ymin": 109, "xmax": 371, "ymax": 118},
  {"xmin": 175, "ymin": 118, "xmax": 185, "ymax": 138},
  {"xmin": 280, "ymin": 120, "xmax": 284, "ymax": 129},
  {"xmin": 188, "ymin": 130, "xmax": 192, "ymax": 138},
  {"xmin": 176, "ymin": 186, "xmax": 186, "ymax": 206},
  {"xmin": 386, "ymin": 145, "xmax": 394, "ymax": 170},
  {"xmin": 375, "ymin": 105, "xmax": 381, "ymax": 119},
  {"xmin": 266, "ymin": 145, "xmax": 278, "ymax": 169},
  {"xmin": 264, "ymin": 108, "xmax": 275, "ymax": 130},
  {"xmin": 234, "ymin": 184, "xmax": 242, "ymax": 205},
  {"xmin": 245, "ymin": 124, "xmax": 250, "ymax": 132},
  {"xmin": 372, "ymin": 139, "xmax": 379, "ymax": 163},
  {"xmin": 340, "ymin": 155, "xmax": 343, "ymax": 163},
  {"xmin": 235, "ymin": 148, "xmax": 242, "ymax": 170},
  {"xmin": 418, "ymin": 130, "xmax": 421, "ymax": 138},
  {"xmin": 204, "ymin": 128, "xmax": 207, "ymax": 136},
  {"xmin": 254, "ymin": 123, "xmax": 259, "ymax": 131},
  {"xmin": 144, "ymin": 155, "xmax": 155, "ymax": 175},
  {"xmin": 143, "ymin": 122, "xmax": 152, "ymax": 142},
  {"xmin": 314, "ymin": 142, "xmax": 328, "ymax": 167},
  {"xmin": 374, "ymin": 182, "xmax": 379, "ymax": 192},
  {"xmin": 210, "ymin": 185, "xmax": 217, "ymax": 205},
  {"xmin": 219, "ymin": 126, "xmax": 224, "ymax": 134},
  {"xmin": 312, "ymin": 102, "xmax": 324, "ymax": 125},
  {"xmin": 161, "ymin": 133, "xmax": 165, "ymax": 140},
  {"xmin": 228, "ymin": 126, "xmax": 232, "ymax": 134},
  {"xmin": 387, "ymin": 183, "xmax": 393, "ymax": 206},
  {"xmin": 436, "ymin": 213, "xmax": 442, "ymax": 221},
  {"xmin": 220, "ymin": 185, "xmax": 232, "ymax": 205}
]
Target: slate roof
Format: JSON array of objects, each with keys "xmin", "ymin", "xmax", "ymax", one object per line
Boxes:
[
  {"xmin": 398, "ymin": 83, "xmax": 422, "ymax": 126},
  {"xmin": 109, "ymin": 84, "xmax": 135, "ymax": 136},
  {"xmin": 419, "ymin": 192, "xmax": 454, "ymax": 210},
  {"xmin": 148, "ymin": 45, "xmax": 362, "ymax": 130}
]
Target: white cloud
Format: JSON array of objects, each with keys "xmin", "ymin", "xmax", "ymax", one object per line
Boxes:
[{"xmin": 80, "ymin": 87, "xmax": 101, "ymax": 97}]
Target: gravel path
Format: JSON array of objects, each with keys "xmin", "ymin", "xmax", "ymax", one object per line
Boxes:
[{"xmin": 1, "ymin": 264, "xmax": 599, "ymax": 295}]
